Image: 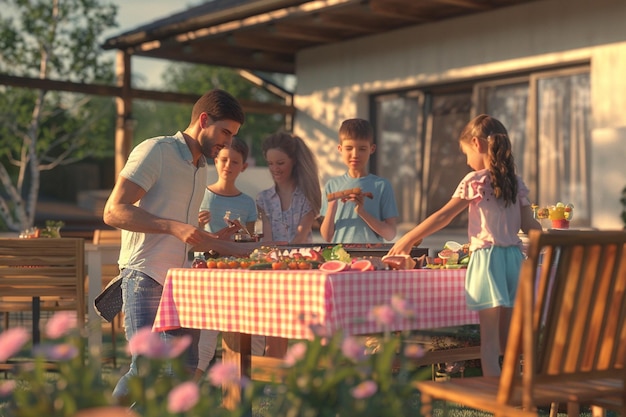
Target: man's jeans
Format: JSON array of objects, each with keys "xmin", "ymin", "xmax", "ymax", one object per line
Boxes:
[{"xmin": 112, "ymin": 269, "xmax": 199, "ymax": 399}]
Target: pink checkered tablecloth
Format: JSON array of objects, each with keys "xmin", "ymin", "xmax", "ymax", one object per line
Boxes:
[{"xmin": 153, "ymin": 268, "xmax": 479, "ymax": 339}]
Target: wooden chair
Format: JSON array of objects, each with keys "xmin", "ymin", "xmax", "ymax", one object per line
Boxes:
[
  {"xmin": 93, "ymin": 229, "xmax": 122, "ymax": 245},
  {"xmin": 0, "ymin": 238, "xmax": 85, "ymax": 350},
  {"xmin": 415, "ymin": 229, "xmax": 626, "ymax": 417}
]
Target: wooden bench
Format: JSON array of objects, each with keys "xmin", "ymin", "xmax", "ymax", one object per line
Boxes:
[
  {"xmin": 0, "ymin": 238, "xmax": 85, "ymax": 370},
  {"xmin": 415, "ymin": 229, "xmax": 626, "ymax": 417}
]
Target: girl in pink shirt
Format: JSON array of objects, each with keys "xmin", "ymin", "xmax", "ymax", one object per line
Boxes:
[{"xmin": 388, "ymin": 114, "xmax": 541, "ymax": 376}]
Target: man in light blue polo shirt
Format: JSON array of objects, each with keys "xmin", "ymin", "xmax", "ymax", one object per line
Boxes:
[{"xmin": 103, "ymin": 89, "xmax": 258, "ymax": 402}]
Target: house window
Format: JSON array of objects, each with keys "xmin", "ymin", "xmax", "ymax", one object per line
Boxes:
[{"xmin": 373, "ymin": 65, "xmax": 591, "ymax": 228}]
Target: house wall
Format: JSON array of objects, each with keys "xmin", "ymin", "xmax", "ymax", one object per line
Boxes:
[{"xmin": 293, "ymin": 0, "xmax": 626, "ymax": 229}]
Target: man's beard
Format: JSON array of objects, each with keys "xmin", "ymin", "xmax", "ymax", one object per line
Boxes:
[
  {"xmin": 208, "ymin": 145, "xmax": 224, "ymax": 158},
  {"xmin": 200, "ymin": 139, "xmax": 218, "ymax": 159}
]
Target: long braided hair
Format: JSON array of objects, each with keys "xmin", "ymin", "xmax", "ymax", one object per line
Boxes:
[{"xmin": 459, "ymin": 114, "xmax": 518, "ymax": 206}]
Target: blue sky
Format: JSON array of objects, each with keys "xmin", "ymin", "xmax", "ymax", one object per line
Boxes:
[{"xmin": 104, "ymin": 0, "xmax": 203, "ymax": 88}]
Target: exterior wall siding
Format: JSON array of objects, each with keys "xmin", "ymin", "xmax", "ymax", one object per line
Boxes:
[{"xmin": 293, "ymin": 0, "xmax": 626, "ymax": 229}]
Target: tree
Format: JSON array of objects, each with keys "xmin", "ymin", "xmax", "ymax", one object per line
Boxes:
[
  {"xmin": 0, "ymin": 0, "xmax": 117, "ymax": 232},
  {"xmin": 136, "ymin": 64, "xmax": 286, "ymax": 166}
]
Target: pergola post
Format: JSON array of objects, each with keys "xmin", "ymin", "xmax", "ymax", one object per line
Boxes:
[{"xmin": 115, "ymin": 50, "xmax": 133, "ymax": 178}]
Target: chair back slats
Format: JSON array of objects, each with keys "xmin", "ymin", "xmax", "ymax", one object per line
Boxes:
[
  {"xmin": 537, "ymin": 234, "xmax": 625, "ymax": 378},
  {"xmin": 498, "ymin": 230, "xmax": 626, "ymax": 409},
  {"xmin": 0, "ymin": 238, "xmax": 85, "ymax": 325},
  {"xmin": 603, "ymin": 244, "xmax": 626, "ymax": 367},
  {"xmin": 581, "ymin": 245, "xmax": 612, "ymax": 371}
]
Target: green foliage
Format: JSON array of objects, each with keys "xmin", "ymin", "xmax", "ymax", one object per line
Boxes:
[
  {"xmin": 123, "ymin": 356, "xmax": 242, "ymax": 417},
  {"xmin": 263, "ymin": 332, "xmax": 430, "ymax": 417},
  {"xmin": 38, "ymin": 219, "xmax": 65, "ymax": 238},
  {"xmin": 0, "ymin": 0, "xmax": 118, "ymax": 231},
  {"xmin": 2, "ymin": 326, "xmax": 432, "ymax": 417},
  {"xmin": 7, "ymin": 333, "xmax": 111, "ymax": 417},
  {"xmin": 133, "ymin": 64, "xmax": 287, "ymax": 166},
  {"xmin": 0, "ymin": 0, "xmax": 117, "ymax": 81}
]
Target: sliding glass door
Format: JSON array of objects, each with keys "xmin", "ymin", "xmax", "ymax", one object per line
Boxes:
[{"xmin": 372, "ymin": 65, "xmax": 591, "ymax": 227}]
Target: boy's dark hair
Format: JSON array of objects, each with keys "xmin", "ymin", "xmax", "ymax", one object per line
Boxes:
[
  {"xmin": 339, "ymin": 118, "xmax": 374, "ymax": 143},
  {"xmin": 229, "ymin": 136, "xmax": 249, "ymax": 162},
  {"xmin": 190, "ymin": 89, "xmax": 245, "ymax": 125}
]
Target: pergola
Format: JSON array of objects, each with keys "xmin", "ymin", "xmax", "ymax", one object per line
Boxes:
[{"xmin": 2, "ymin": 0, "xmax": 540, "ymax": 175}]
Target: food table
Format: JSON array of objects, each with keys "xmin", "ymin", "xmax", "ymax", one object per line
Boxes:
[{"xmin": 153, "ymin": 267, "xmax": 479, "ymax": 407}]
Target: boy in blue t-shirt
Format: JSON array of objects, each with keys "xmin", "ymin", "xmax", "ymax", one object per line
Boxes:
[
  {"xmin": 320, "ymin": 118, "xmax": 398, "ymax": 243},
  {"xmin": 198, "ymin": 137, "xmax": 256, "ymax": 237},
  {"xmin": 196, "ymin": 137, "xmax": 265, "ymax": 376}
]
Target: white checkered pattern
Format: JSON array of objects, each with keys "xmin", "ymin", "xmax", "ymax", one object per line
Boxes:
[{"xmin": 153, "ymin": 268, "xmax": 479, "ymax": 338}]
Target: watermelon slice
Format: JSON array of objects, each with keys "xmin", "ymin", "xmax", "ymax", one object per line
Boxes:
[
  {"xmin": 438, "ymin": 248, "xmax": 459, "ymax": 265},
  {"xmin": 319, "ymin": 260, "xmax": 351, "ymax": 272},
  {"xmin": 438, "ymin": 248, "xmax": 456, "ymax": 259},
  {"xmin": 350, "ymin": 259, "xmax": 374, "ymax": 271}
]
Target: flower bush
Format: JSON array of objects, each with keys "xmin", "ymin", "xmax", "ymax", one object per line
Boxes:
[{"xmin": 0, "ymin": 301, "xmax": 432, "ymax": 417}]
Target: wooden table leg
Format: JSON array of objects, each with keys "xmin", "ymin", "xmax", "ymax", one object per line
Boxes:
[
  {"xmin": 264, "ymin": 336, "xmax": 288, "ymax": 358},
  {"xmin": 32, "ymin": 296, "xmax": 40, "ymax": 344},
  {"xmin": 222, "ymin": 332, "xmax": 252, "ymax": 411}
]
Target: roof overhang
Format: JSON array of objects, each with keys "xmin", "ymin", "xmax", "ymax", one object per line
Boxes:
[{"xmin": 103, "ymin": 0, "xmax": 542, "ymax": 74}]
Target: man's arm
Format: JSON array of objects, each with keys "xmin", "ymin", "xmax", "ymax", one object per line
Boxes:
[
  {"xmin": 103, "ymin": 177, "xmax": 208, "ymax": 246},
  {"xmin": 104, "ymin": 177, "xmax": 259, "ymax": 257}
]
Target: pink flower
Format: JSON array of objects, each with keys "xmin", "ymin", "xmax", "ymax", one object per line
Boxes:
[
  {"xmin": 127, "ymin": 327, "xmax": 191, "ymax": 359},
  {"xmin": 0, "ymin": 328, "xmax": 30, "ymax": 362},
  {"xmin": 167, "ymin": 381, "xmax": 199, "ymax": 413},
  {"xmin": 127, "ymin": 327, "xmax": 163, "ymax": 356},
  {"xmin": 0, "ymin": 380, "xmax": 16, "ymax": 397},
  {"xmin": 368, "ymin": 305, "xmax": 396, "ymax": 327},
  {"xmin": 283, "ymin": 342, "xmax": 307, "ymax": 366},
  {"xmin": 167, "ymin": 335, "xmax": 193, "ymax": 358},
  {"xmin": 351, "ymin": 380, "xmax": 378, "ymax": 399},
  {"xmin": 341, "ymin": 336, "xmax": 366, "ymax": 362},
  {"xmin": 390, "ymin": 294, "xmax": 415, "ymax": 318},
  {"xmin": 45, "ymin": 311, "xmax": 77, "ymax": 339},
  {"xmin": 207, "ymin": 362, "xmax": 248, "ymax": 387},
  {"xmin": 403, "ymin": 344, "xmax": 424, "ymax": 359},
  {"xmin": 308, "ymin": 323, "xmax": 331, "ymax": 338},
  {"xmin": 34, "ymin": 343, "xmax": 79, "ymax": 360}
]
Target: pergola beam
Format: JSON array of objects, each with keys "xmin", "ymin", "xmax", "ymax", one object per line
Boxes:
[
  {"xmin": 0, "ymin": 70, "xmax": 295, "ymax": 176},
  {"xmin": 0, "ymin": 73, "xmax": 295, "ymax": 111}
]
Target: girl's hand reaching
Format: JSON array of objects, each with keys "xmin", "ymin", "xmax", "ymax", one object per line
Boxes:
[{"xmin": 387, "ymin": 235, "xmax": 421, "ymax": 256}]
